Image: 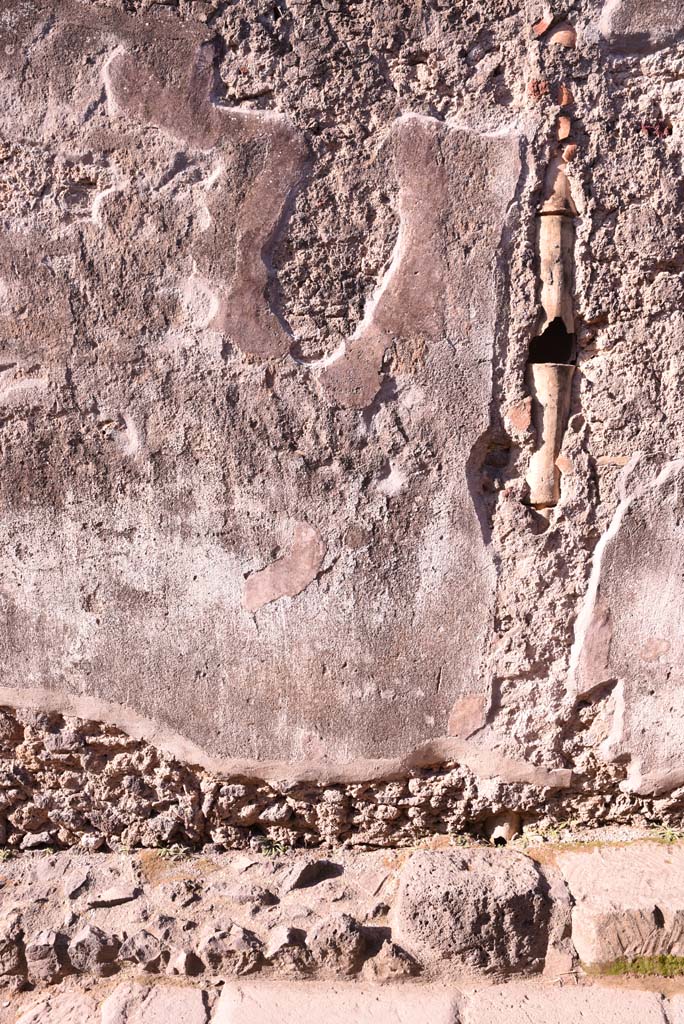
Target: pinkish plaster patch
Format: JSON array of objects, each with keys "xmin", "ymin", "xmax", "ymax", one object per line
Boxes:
[{"xmin": 243, "ymin": 522, "xmax": 327, "ymax": 613}]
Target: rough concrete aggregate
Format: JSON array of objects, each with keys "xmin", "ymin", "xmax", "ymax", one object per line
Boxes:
[{"xmin": 0, "ymin": 708, "xmax": 683, "ymax": 853}]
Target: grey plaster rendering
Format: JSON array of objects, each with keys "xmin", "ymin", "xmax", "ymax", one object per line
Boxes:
[
  {"xmin": 0, "ymin": 0, "xmax": 523, "ymax": 778},
  {"xmin": 570, "ymin": 457, "xmax": 684, "ymax": 796},
  {"xmin": 0, "ymin": 0, "xmax": 683, "ymax": 815}
]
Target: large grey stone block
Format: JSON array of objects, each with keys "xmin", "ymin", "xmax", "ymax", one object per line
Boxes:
[{"xmin": 392, "ymin": 850, "xmax": 551, "ymax": 976}]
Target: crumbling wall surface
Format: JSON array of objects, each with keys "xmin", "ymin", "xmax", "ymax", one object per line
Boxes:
[
  {"xmin": 570, "ymin": 458, "xmax": 684, "ymax": 797},
  {"xmin": 0, "ymin": 706, "xmax": 679, "ymax": 855},
  {"xmin": 0, "ymin": 0, "xmax": 683, "ymax": 845},
  {"xmin": 0, "ymin": 0, "xmax": 522, "ymax": 777}
]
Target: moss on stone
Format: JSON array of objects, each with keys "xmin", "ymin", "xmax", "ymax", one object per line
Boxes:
[{"xmin": 587, "ymin": 955, "xmax": 684, "ymax": 978}]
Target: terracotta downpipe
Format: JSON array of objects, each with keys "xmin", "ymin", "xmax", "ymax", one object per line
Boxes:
[
  {"xmin": 526, "ymin": 149, "xmax": 577, "ymax": 510},
  {"xmin": 538, "ymin": 151, "xmax": 576, "ymax": 337},
  {"xmin": 527, "ymin": 361, "xmax": 575, "ymax": 508}
]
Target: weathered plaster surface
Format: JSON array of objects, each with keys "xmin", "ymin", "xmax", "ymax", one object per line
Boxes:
[
  {"xmin": 0, "ymin": 0, "xmax": 525, "ymax": 777},
  {"xmin": 570, "ymin": 458, "xmax": 684, "ymax": 796},
  {"xmin": 0, "ymin": 0, "xmax": 683, "ymax": 815},
  {"xmin": 599, "ymin": 0, "xmax": 684, "ymax": 52}
]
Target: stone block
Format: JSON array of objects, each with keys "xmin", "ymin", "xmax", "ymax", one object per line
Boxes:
[
  {"xmin": 212, "ymin": 981, "xmax": 459, "ymax": 1023},
  {"xmin": 101, "ymin": 982, "xmax": 208, "ymax": 1024},
  {"xmin": 305, "ymin": 913, "xmax": 366, "ymax": 976},
  {"xmin": 666, "ymin": 993, "xmax": 684, "ymax": 1022},
  {"xmin": 198, "ymin": 925, "xmax": 262, "ymax": 976},
  {"xmin": 68, "ymin": 925, "xmax": 120, "ymax": 976},
  {"xmin": 24, "ymin": 929, "xmax": 70, "ymax": 985},
  {"xmin": 393, "ymin": 850, "xmax": 551, "ymax": 975},
  {"xmin": 556, "ymin": 842, "xmax": 684, "ymax": 967},
  {"xmin": 460, "ymin": 982, "xmax": 667, "ymax": 1023}
]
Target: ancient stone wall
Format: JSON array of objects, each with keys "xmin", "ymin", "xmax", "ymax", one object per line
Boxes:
[
  {"xmin": 0, "ymin": 0, "xmax": 683, "ymax": 851},
  {"xmin": 6, "ymin": 840, "xmax": 684, "ymax": 1021}
]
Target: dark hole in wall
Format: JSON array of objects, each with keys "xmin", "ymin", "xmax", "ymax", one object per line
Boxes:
[
  {"xmin": 654, "ymin": 905, "xmax": 665, "ymax": 928},
  {"xmin": 528, "ymin": 316, "xmax": 575, "ymax": 364}
]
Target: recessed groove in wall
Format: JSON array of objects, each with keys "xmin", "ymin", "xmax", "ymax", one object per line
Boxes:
[{"xmin": 525, "ymin": 142, "xmax": 578, "ymax": 511}]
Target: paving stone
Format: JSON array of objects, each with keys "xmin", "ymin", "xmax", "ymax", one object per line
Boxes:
[
  {"xmin": 460, "ymin": 983, "xmax": 667, "ymax": 1023},
  {"xmin": 556, "ymin": 843, "xmax": 684, "ymax": 966},
  {"xmin": 101, "ymin": 982, "xmax": 208, "ymax": 1024},
  {"xmin": 15, "ymin": 992, "xmax": 98, "ymax": 1024},
  {"xmin": 212, "ymin": 981, "xmax": 459, "ymax": 1023}
]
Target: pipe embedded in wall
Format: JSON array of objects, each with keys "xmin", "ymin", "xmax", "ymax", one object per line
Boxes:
[
  {"xmin": 527, "ymin": 362, "xmax": 575, "ymax": 508},
  {"xmin": 526, "ymin": 139, "xmax": 577, "ymax": 510}
]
